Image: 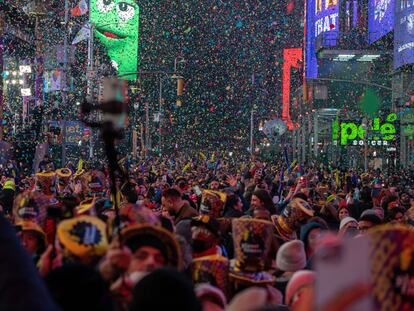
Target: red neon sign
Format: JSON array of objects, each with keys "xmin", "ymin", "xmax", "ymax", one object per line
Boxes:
[{"xmin": 282, "ymin": 48, "xmax": 302, "ymax": 130}]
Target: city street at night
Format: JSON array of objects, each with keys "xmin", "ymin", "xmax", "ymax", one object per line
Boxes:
[{"xmin": 0, "ymin": 0, "xmax": 414, "ymax": 310}]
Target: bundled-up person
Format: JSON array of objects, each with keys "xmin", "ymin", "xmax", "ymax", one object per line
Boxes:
[
  {"xmin": 0, "ymin": 212, "xmax": 59, "ymax": 310},
  {"xmin": 247, "ymin": 189, "xmax": 275, "ymax": 218},
  {"xmin": 16, "ymin": 220, "xmax": 47, "ymax": 264},
  {"xmin": 223, "ymin": 193, "xmax": 244, "ymax": 218},
  {"xmin": 191, "ymin": 215, "xmax": 226, "ymax": 258},
  {"xmin": 99, "ymin": 223, "xmax": 182, "ymax": 305},
  {"xmin": 37, "ymin": 216, "xmax": 109, "ymax": 277},
  {"xmin": 130, "ymin": 268, "xmax": 201, "ymax": 311},
  {"xmin": 162, "ymin": 188, "xmax": 198, "ymax": 225},
  {"xmin": 274, "ymin": 240, "xmax": 307, "ymax": 296},
  {"xmin": 358, "ymin": 209, "xmax": 382, "ymax": 234},
  {"xmin": 0, "ymin": 179, "xmax": 16, "ymax": 215},
  {"xmin": 338, "ymin": 217, "xmax": 359, "ymax": 238},
  {"xmin": 300, "ymin": 222, "xmax": 325, "ymax": 261}
]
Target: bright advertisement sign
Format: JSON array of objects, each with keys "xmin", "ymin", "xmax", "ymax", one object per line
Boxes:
[
  {"xmin": 306, "ymin": 0, "xmax": 339, "ymax": 78},
  {"xmin": 282, "ymin": 48, "xmax": 302, "ymax": 130},
  {"xmin": 332, "ymin": 113, "xmax": 397, "ymax": 145},
  {"xmin": 90, "ymin": 0, "xmax": 139, "ymax": 80},
  {"xmin": 394, "ymin": 0, "xmax": 414, "ymax": 69},
  {"xmin": 368, "ymin": 0, "xmax": 394, "ymax": 43}
]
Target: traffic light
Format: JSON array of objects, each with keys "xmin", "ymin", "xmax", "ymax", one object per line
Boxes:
[{"xmin": 177, "ymin": 78, "xmax": 184, "ymax": 96}]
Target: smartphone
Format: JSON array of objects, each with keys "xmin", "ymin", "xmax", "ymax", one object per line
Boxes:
[{"xmin": 193, "ymin": 186, "xmax": 202, "ymax": 196}]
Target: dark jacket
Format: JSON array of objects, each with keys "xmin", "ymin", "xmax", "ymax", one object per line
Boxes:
[
  {"xmin": 0, "ymin": 213, "xmax": 59, "ymax": 310},
  {"xmin": 223, "ymin": 208, "xmax": 244, "ymax": 218},
  {"xmin": 0, "ymin": 189, "xmax": 15, "ymax": 215},
  {"xmin": 175, "ymin": 201, "xmax": 199, "ymax": 225},
  {"xmin": 182, "ymin": 193, "xmax": 197, "ymax": 210}
]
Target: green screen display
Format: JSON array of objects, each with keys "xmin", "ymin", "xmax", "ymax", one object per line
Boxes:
[
  {"xmin": 332, "ymin": 113, "xmax": 397, "ymax": 146},
  {"xmin": 90, "ymin": 0, "xmax": 139, "ymax": 80}
]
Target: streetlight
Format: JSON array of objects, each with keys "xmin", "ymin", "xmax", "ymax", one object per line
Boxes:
[{"xmin": 174, "ymin": 56, "xmax": 186, "ymax": 72}]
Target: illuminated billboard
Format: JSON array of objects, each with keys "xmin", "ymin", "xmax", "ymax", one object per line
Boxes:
[
  {"xmin": 90, "ymin": 0, "xmax": 139, "ymax": 80},
  {"xmin": 332, "ymin": 113, "xmax": 397, "ymax": 145},
  {"xmin": 306, "ymin": 0, "xmax": 339, "ymax": 78},
  {"xmin": 368, "ymin": 0, "xmax": 394, "ymax": 43},
  {"xmin": 282, "ymin": 48, "xmax": 302, "ymax": 130},
  {"xmin": 394, "ymin": 0, "xmax": 414, "ymax": 68}
]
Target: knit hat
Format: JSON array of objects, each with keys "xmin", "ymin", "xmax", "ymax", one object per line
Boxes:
[
  {"xmin": 276, "ymin": 240, "xmax": 306, "ymax": 272},
  {"xmin": 285, "ymin": 270, "xmax": 316, "ymax": 306},
  {"xmin": 360, "ymin": 209, "xmax": 382, "ymax": 225},
  {"xmin": 3, "ymin": 180, "xmax": 15, "ymax": 191},
  {"xmin": 300, "ymin": 222, "xmax": 323, "ymax": 243},
  {"xmin": 339, "ymin": 217, "xmax": 358, "ymax": 230}
]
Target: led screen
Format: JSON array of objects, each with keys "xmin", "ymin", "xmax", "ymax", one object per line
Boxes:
[
  {"xmin": 394, "ymin": 0, "xmax": 414, "ymax": 68},
  {"xmin": 368, "ymin": 0, "xmax": 394, "ymax": 43},
  {"xmin": 306, "ymin": 0, "xmax": 339, "ymax": 78},
  {"xmin": 90, "ymin": 0, "xmax": 139, "ymax": 80}
]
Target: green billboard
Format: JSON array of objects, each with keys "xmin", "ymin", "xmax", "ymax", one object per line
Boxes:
[
  {"xmin": 332, "ymin": 113, "xmax": 397, "ymax": 146},
  {"xmin": 90, "ymin": 0, "xmax": 139, "ymax": 80}
]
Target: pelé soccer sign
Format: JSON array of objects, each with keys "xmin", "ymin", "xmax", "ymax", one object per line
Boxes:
[{"xmin": 332, "ymin": 113, "xmax": 397, "ymax": 146}]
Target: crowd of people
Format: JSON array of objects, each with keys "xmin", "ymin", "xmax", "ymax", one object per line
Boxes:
[{"xmin": 0, "ymin": 153, "xmax": 413, "ymax": 311}]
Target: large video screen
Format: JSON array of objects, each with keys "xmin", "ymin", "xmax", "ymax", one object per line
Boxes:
[
  {"xmin": 90, "ymin": 0, "xmax": 139, "ymax": 80},
  {"xmin": 368, "ymin": 0, "xmax": 394, "ymax": 43},
  {"xmin": 394, "ymin": 0, "xmax": 414, "ymax": 68},
  {"xmin": 306, "ymin": 0, "xmax": 339, "ymax": 78}
]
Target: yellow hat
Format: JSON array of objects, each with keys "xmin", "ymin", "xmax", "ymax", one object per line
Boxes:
[
  {"xmin": 3, "ymin": 180, "xmax": 16, "ymax": 191},
  {"xmin": 57, "ymin": 216, "xmax": 108, "ymax": 258},
  {"xmin": 74, "ymin": 169, "xmax": 85, "ymax": 179},
  {"xmin": 16, "ymin": 220, "xmax": 47, "ymax": 245},
  {"xmin": 36, "ymin": 171, "xmax": 56, "ymax": 179},
  {"xmin": 75, "ymin": 198, "xmax": 95, "ymax": 216},
  {"xmin": 200, "ymin": 190, "xmax": 227, "ymax": 218},
  {"xmin": 326, "ymin": 194, "xmax": 337, "ymax": 203},
  {"xmin": 56, "ymin": 168, "xmax": 73, "ymax": 178}
]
